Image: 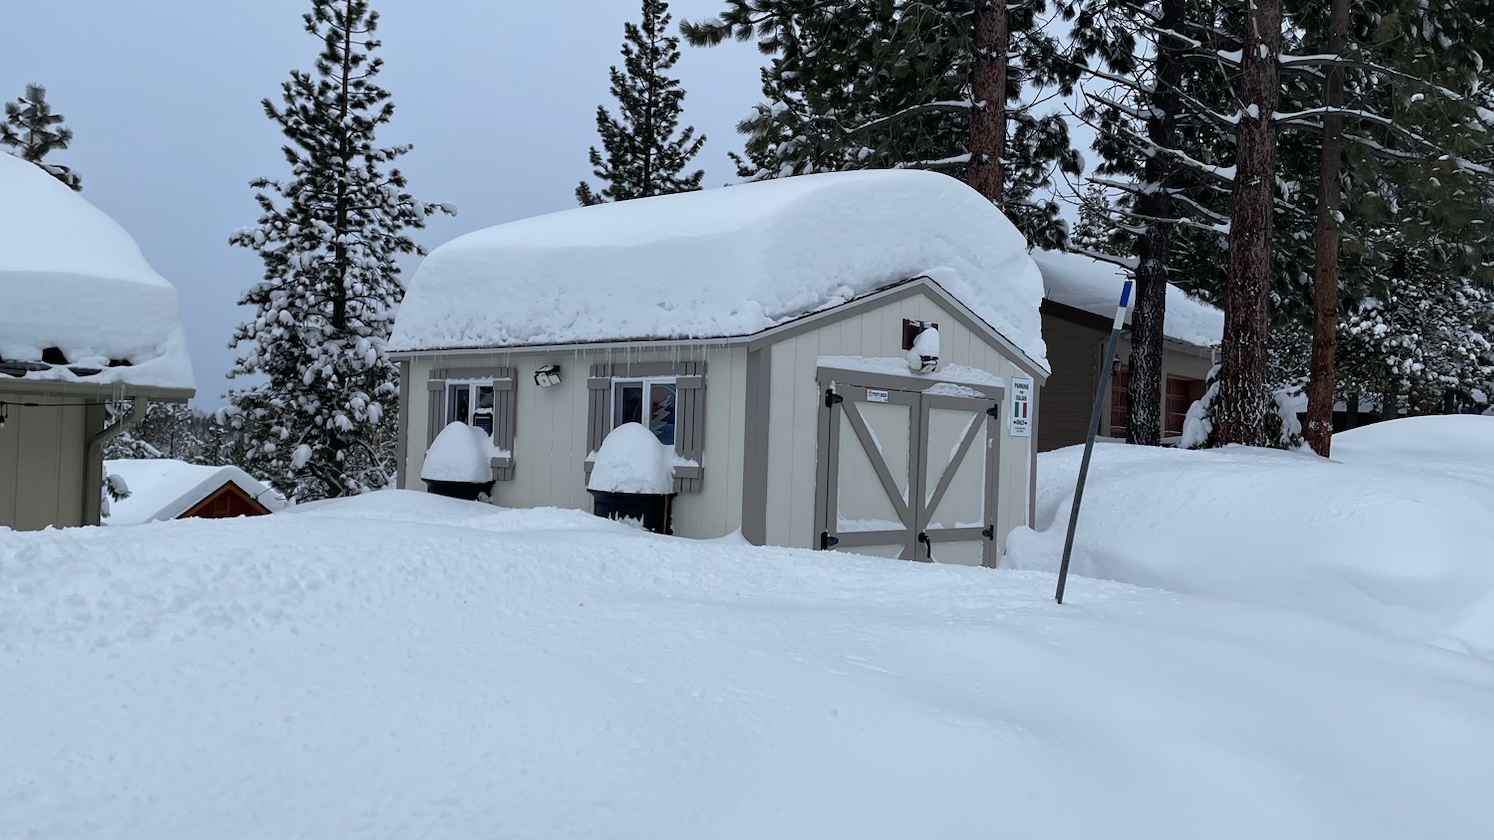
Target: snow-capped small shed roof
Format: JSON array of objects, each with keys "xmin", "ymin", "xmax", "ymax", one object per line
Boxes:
[
  {"xmin": 103, "ymin": 459, "xmax": 285, "ymax": 525},
  {"xmin": 390, "ymin": 170, "xmax": 1049, "ymax": 371},
  {"xmin": 1032, "ymin": 249, "xmax": 1223, "ymax": 349},
  {"xmin": 0, "ymin": 154, "xmax": 193, "ymax": 392}
]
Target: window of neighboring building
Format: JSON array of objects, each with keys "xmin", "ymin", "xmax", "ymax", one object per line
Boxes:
[
  {"xmin": 1166, "ymin": 377, "xmax": 1194, "ymax": 437},
  {"xmin": 612, "ymin": 377, "xmax": 677, "ymax": 445},
  {"xmin": 1109, "ymin": 366, "xmax": 1128, "ymax": 438},
  {"xmin": 446, "ymin": 380, "xmax": 496, "ymax": 434}
]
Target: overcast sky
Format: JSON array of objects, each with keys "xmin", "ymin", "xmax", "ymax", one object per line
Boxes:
[{"xmin": 0, "ymin": 0, "xmax": 766, "ymax": 407}]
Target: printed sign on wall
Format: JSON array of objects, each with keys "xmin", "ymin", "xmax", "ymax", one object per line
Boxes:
[{"xmin": 1009, "ymin": 376, "xmax": 1033, "ymax": 437}]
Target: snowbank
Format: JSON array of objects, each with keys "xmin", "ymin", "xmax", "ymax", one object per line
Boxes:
[
  {"xmin": 1333, "ymin": 415, "xmax": 1494, "ymax": 493},
  {"xmin": 390, "ymin": 170, "xmax": 1048, "ymax": 372},
  {"xmin": 2, "ymin": 491, "xmax": 1493, "ymax": 838},
  {"xmin": 1007, "ymin": 441, "xmax": 1494, "ymax": 658},
  {"xmin": 1032, "ymin": 249, "xmax": 1223, "ymax": 348},
  {"xmin": 0, "ymin": 154, "xmax": 193, "ymax": 390},
  {"xmin": 587, "ymin": 422, "xmax": 691, "ymax": 494},
  {"xmin": 104, "ymin": 459, "xmax": 284, "ymax": 525},
  {"xmin": 420, "ymin": 421, "xmax": 505, "ymax": 484}
]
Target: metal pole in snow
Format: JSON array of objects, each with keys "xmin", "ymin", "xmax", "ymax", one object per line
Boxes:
[{"xmin": 1055, "ymin": 278, "xmax": 1134, "ymax": 604}]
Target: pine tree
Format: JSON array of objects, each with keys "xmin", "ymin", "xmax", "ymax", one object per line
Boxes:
[
  {"xmin": 1, "ymin": 83, "xmax": 81, "ymax": 190},
  {"xmin": 1071, "ymin": 183, "xmax": 1123, "ymax": 257},
  {"xmin": 104, "ymin": 402, "xmax": 214, "ymax": 463},
  {"xmin": 577, "ymin": 0, "xmax": 706, "ymax": 205},
  {"xmin": 225, "ymin": 0, "xmax": 453, "ymax": 501},
  {"xmin": 683, "ymin": 1, "xmax": 1081, "ymax": 249}
]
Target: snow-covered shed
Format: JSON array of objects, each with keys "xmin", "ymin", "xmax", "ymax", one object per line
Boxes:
[
  {"xmin": 390, "ymin": 170, "xmax": 1049, "ymax": 565},
  {"xmin": 104, "ymin": 459, "xmax": 285, "ymax": 525},
  {"xmin": 0, "ymin": 154, "xmax": 195, "ymax": 530},
  {"xmin": 1032, "ymin": 249, "xmax": 1222, "ymax": 451}
]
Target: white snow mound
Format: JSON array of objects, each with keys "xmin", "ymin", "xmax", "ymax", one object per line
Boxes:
[
  {"xmin": 390, "ymin": 170, "xmax": 1048, "ymax": 371},
  {"xmin": 0, "ymin": 154, "xmax": 193, "ymax": 389},
  {"xmin": 1007, "ymin": 436, "xmax": 1494, "ymax": 658},
  {"xmin": 421, "ymin": 421, "xmax": 505, "ymax": 484},
  {"xmin": 587, "ymin": 422, "xmax": 691, "ymax": 495},
  {"xmin": 1032, "ymin": 249, "xmax": 1223, "ymax": 348},
  {"xmin": 104, "ymin": 459, "xmax": 284, "ymax": 525}
]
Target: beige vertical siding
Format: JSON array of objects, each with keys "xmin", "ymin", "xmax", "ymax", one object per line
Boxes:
[
  {"xmin": 763, "ymin": 288, "xmax": 1037, "ymax": 558},
  {"xmin": 0, "ymin": 390, "xmax": 93, "ymax": 530},
  {"xmin": 404, "ymin": 345, "xmax": 748, "ymax": 539}
]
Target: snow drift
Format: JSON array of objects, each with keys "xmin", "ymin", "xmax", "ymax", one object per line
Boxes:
[
  {"xmin": 1007, "ymin": 421, "xmax": 1494, "ymax": 658},
  {"xmin": 3, "ymin": 491, "xmax": 1494, "ymax": 838},
  {"xmin": 0, "ymin": 153, "xmax": 193, "ymax": 390},
  {"xmin": 390, "ymin": 170, "xmax": 1048, "ymax": 371}
]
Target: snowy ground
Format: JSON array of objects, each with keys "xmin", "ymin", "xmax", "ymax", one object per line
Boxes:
[{"xmin": 4, "ymin": 475, "xmax": 1494, "ymax": 838}]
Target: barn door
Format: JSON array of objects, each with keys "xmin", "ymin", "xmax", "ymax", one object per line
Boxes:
[
  {"xmin": 818, "ymin": 385, "xmax": 1000, "ymax": 567},
  {"xmin": 817, "ymin": 385, "xmax": 921, "ymax": 560},
  {"xmin": 917, "ymin": 393, "xmax": 999, "ymax": 567}
]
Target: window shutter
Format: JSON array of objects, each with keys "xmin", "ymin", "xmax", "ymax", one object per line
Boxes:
[
  {"xmin": 585, "ymin": 364, "xmax": 612, "ymax": 482},
  {"xmin": 673, "ymin": 362, "xmax": 705, "ymax": 493},
  {"xmin": 426, "ymin": 369, "xmax": 447, "ymax": 448},
  {"xmin": 492, "ymin": 367, "xmax": 516, "ymax": 481}
]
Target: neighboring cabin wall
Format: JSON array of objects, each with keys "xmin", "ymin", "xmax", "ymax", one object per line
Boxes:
[
  {"xmin": 763, "ymin": 288, "xmax": 1037, "ymax": 558},
  {"xmin": 0, "ymin": 390, "xmax": 98, "ymax": 530},
  {"xmin": 404, "ymin": 345, "xmax": 748, "ymax": 539}
]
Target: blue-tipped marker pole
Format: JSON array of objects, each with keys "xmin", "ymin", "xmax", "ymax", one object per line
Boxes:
[{"xmin": 1055, "ymin": 277, "xmax": 1134, "ymax": 604}]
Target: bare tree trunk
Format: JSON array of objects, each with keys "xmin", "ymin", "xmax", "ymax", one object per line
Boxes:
[
  {"xmin": 1305, "ymin": 0, "xmax": 1349, "ymax": 456},
  {"xmin": 1125, "ymin": 0, "xmax": 1187, "ymax": 446},
  {"xmin": 966, "ymin": 0, "xmax": 1007, "ymax": 205},
  {"xmin": 1217, "ymin": 0, "xmax": 1282, "ymax": 447}
]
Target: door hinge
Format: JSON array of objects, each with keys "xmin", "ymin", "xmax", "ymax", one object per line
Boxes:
[
  {"xmin": 820, "ymin": 531, "xmax": 840, "ymax": 549},
  {"xmin": 825, "ymin": 390, "xmax": 844, "ymax": 408},
  {"xmin": 986, "ymin": 404, "xmax": 999, "ymax": 417},
  {"xmin": 981, "ymin": 525, "xmax": 994, "ymax": 540}
]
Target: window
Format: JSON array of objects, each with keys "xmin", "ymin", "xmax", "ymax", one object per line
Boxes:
[
  {"xmin": 1166, "ymin": 377, "xmax": 1194, "ymax": 437},
  {"xmin": 446, "ymin": 380, "xmax": 495, "ymax": 434},
  {"xmin": 1109, "ymin": 366, "xmax": 1128, "ymax": 438},
  {"xmin": 612, "ymin": 377, "xmax": 676, "ymax": 445}
]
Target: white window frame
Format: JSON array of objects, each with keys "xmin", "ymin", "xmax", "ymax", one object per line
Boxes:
[
  {"xmin": 611, "ymin": 376, "xmax": 677, "ymax": 444},
  {"xmin": 446, "ymin": 378, "xmax": 496, "ymax": 431}
]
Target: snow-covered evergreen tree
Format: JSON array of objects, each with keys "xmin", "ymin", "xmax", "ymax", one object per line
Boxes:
[
  {"xmin": 225, "ymin": 0, "xmax": 453, "ymax": 501},
  {"xmin": 577, "ymin": 0, "xmax": 706, "ymax": 205},
  {"xmin": 1, "ymin": 83, "xmax": 81, "ymax": 190},
  {"xmin": 104, "ymin": 402, "xmax": 215, "ymax": 463},
  {"xmin": 1071, "ymin": 183, "xmax": 1123, "ymax": 257},
  {"xmin": 684, "ymin": 0, "xmax": 1080, "ymax": 248}
]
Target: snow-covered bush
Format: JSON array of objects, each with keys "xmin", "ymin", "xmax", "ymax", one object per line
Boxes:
[{"xmin": 1182, "ymin": 365, "xmax": 1303, "ymax": 450}]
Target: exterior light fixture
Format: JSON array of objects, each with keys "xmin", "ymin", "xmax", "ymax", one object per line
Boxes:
[{"xmin": 534, "ymin": 364, "xmax": 562, "ymax": 387}]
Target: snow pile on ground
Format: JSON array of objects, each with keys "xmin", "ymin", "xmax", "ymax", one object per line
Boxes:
[
  {"xmin": 420, "ymin": 421, "xmax": 506, "ymax": 484},
  {"xmin": 1333, "ymin": 415, "xmax": 1494, "ymax": 494},
  {"xmin": 391, "ymin": 170, "xmax": 1048, "ymax": 371},
  {"xmin": 1007, "ymin": 426, "xmax": 1494, "ymax": 658},
  {"xmin": 104, "ymin": 459, "xmax": 285, "ymax": 525},
  {"xmin": 2, "ymin": 491, "xmax": 1492, "ymax": 838},
  {"xmin": 1032, "ymin": 249, "xmax": 1223, "ymax": 348},
  {"xmin": 587, "ymin": 422, "xmax": 690, "ymax": 494},
  {"xmin": 0, "ymin": 153, "xmax": 193, "ymax": 390}
]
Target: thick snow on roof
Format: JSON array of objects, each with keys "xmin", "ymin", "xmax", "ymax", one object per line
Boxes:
[
  {"xmin": 0, "ymin": 154, "xmax": 193, "ymax": 390},
  {"xmin": 104, "ymin": 459, "xmax": 284, "ymax": 525},
  {"xmin": 390, "ymin": 170, "xmax": 1048, "ymax": 371},
  {"xmin": 1032, "ymin": 249, "xmax": 1223, "ymax": 349}
]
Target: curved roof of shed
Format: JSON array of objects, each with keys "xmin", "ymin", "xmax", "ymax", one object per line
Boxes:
[
  {"xmin": 390, "ymin": 170, "xmax": 1049, "ymax": 372},
  {"xmin": 0, "ymin": 154, "xmax": 193, "ymax": 391}
]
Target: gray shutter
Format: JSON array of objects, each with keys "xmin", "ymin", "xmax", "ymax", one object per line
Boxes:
[
  {"xmin": 492, "ymin": 368, "xmax": 516, "ymax": 481},
  {"xmin": 426, "ymin": 369, "xmax": 447, "ymax": 448},
  {"xmin": 673, "ymin": 361, "xmax": 706, "ymax": 493},
  {"xmin": 585, "ymin": 363, "xmax": 613, "ymax": 482}
]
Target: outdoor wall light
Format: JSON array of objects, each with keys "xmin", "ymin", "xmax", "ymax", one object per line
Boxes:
[{"xmin": 534, "ymin": 364, "xmax": 562, "ymax": 387}]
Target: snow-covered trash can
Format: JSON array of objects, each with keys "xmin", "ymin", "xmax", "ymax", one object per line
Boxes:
[
  {"xmin": 422, "ymin": 421, "xmax": 505, "ymax": 501},
  {"xmin": 586, "ymin": 422, "xmax": 691, "ymax": 534}
]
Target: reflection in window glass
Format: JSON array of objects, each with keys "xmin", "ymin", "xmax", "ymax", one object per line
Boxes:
[{"xmin": 612, "ymin": 378, "xmax": 676, "ymax": 445}]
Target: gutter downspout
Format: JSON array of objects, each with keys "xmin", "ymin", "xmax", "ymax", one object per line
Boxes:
[{"xmin": 85, "ymin": 398, "xmax": 147, "ymax": 526}]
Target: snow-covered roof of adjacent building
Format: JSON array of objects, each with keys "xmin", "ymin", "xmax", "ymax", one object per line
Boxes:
[
  {"xmin": 103, "ymin": 459, "xmax": 285, "ymax": 525},
  {"xmin": 1032, "ymin": 249, "xmax": 1224, "ymax": 349},
  {"xmin": 0, "ymin": 154, "xmax": 194, "ymax": 392},
  {"xmin": 390, "ymin": 170, "xmax": 1049, "ymax": 372}
]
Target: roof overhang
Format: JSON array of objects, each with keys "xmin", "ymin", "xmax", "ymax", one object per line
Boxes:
[
  {"xmin": 0, "ymin": 378, "xmax": 194, "ymax": 402},
  {"xmin": 391, "ymin": 276, "xmax": 1050, "ymax": 383}
]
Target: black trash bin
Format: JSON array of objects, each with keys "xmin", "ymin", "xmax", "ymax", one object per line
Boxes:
[
  {"xmin": 424, "ymin": 478, "xmax": 495, "ymax": 501},
  {"xmin": 588, "ymin": 489, "xmax": 675, "ymax": 534}
]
